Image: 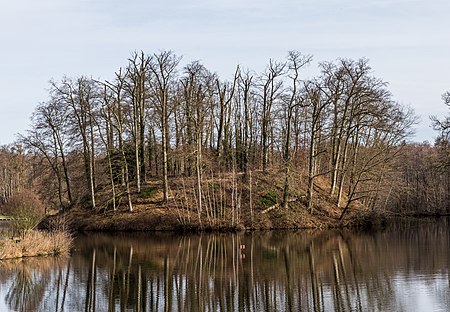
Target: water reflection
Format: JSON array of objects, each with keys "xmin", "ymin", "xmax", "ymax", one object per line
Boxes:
[{"xmin": 0, "ymin": 218, "xmax": 449, "ymax": 311}]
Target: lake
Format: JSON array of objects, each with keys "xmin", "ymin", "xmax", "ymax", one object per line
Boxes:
[{"xmin": 0, "ymin": 218, "xmax": 449, "ymax": 311}]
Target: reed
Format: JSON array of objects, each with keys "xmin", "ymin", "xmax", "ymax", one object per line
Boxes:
[{"xmin": 0, "ymin": 230, "xmax": 72, "ymax": 260}]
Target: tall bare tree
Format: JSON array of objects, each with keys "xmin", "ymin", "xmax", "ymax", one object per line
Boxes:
[
  {"xmin": 282, "ymin": 51, "xmax": 312, "ymax": 209},
  {"xmin": 304, "ymin": 80, "xmax": 329, "ymax": 212},
  {"xmin": 104, "ymin": 69, "xmax": 134, "ymax": 212},
  {"xmin": 149, "ymin": 51, "xmax": 182, "ymax": 202},
  {"xmin": 260, "ymin": 59, "xmax": 285, "ymax": 172},
  {"xmin": 125, "ymin": 51, "xmax": 151, "ymax": 192}
]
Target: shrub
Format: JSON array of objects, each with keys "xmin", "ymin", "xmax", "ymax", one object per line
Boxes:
[
  {"xmin": 259, "ymin": 191, "xmax": 278, "ymax": 207},
  {"xmin": 2, "ymin": 190, "xmax": 45, "ymax": 238},
  {"xmin": 139, "ymin": 187, "xmax": 158, "ymax": 198},
  {"xmin": 46, "ymin": 213, "xmax": 72, "ymax": 233}
]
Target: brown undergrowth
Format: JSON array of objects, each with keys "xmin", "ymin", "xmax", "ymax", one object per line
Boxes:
[{"xmin": 50, "ymin": 167, "xmax": 382, "ymax": 232}]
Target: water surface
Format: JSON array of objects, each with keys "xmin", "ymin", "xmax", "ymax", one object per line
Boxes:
[{"xmin": 0, "ymin": 218, "xmax": 449, "ymax": 311}]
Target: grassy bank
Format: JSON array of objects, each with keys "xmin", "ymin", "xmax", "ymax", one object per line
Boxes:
[
  {"xmin": 45, "ymin": 169, "xmax": 394, "ymax": 232},
  {"xmin": 0, "ymin": 230, "xmax": 72, "ymax": 260}
]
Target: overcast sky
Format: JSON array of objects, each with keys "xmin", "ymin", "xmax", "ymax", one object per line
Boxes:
[{"xmin": 0, "ymin": 0, "xmax": 449, "ymax": 144}]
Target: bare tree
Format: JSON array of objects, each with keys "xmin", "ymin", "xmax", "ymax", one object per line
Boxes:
[
  {"xmin": 104, "ymin": 69, "xmax": 134, "ymax": 212},
  {"xmin": 304, "ymin": 80, "xmax": 329, "ymax": 212},
  {"xmin": 0, "ymin": 145, "xmax": 30, "ymax": 207},
  {"xmin": 215, "ymin": 66, "xmax": 239, "ymax": 167},
  {"xmin": 236, "ymin": 69, "xmax": 255, "ymax": 178},
  {"xmin": 282, "ymin": 51, "xmax": 312, "ymax": 209},
  {"xmin": 50, "ymin": 77, "xmax": 98, "ymax": 208},
  {"xmin": 260, "ymin": 60, "xmax": 285, "ymax": 173},
  {"xmin": 179, "ymin": 61, "xmax": 215, "ymax": 220},
  {"xmin": 149, "ymin": 51, "xmax": 182, "ymax": 202},
  {"xmin": 20, "ymin": 100, "xmax": 73, "ymax": 209},
  {"xmin": 124, "ymin": 51, "xmax": 151, "ymax": 192}
]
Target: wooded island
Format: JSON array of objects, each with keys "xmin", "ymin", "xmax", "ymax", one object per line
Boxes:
[{"xmin": 1, "ymin": 50, "xmax": 450, "ymax": 234}]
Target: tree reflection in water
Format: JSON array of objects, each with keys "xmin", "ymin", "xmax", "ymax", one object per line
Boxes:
[{"xmin": 0, "ymin": 218, "xmax": 449, "ymax": 311}]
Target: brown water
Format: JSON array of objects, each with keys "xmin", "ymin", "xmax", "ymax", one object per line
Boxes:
[{"xmin": 0, "ymin": 218, "xmax": 449, "ymax": 311}]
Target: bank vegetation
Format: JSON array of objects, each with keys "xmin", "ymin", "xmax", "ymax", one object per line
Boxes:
[{"xmin": 0, "ymin": 191, "xmax": 71, "ymax": 260}]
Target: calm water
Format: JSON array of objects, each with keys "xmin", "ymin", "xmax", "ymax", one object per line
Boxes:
[{"xmin": 0, "ymin": 218, "xmax": 449, "ymax": 312}]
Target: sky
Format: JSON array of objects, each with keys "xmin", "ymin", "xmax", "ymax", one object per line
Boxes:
[{"xmin": 0, "ymin": 0, "xmax": 449, "ymax": 144}]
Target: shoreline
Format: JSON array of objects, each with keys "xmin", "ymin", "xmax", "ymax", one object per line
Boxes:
[
  {"xmin": 3, "ymin": 213, "xmax": 446, "ymax": 260},
  {"xmin": 44, "ymin": 206, "xmax": 439, "ymax": 233}
]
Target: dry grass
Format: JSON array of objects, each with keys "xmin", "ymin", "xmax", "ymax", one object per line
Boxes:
[
  {"xmin": 0, "ymin": 230, "xmax": 72, "ymax": 260},
  {"xmin": 62, "ymin": 167, "xmax": 380, "ymax": 231}
]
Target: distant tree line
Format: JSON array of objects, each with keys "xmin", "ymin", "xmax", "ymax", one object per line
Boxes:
[{"xmin": 2, "ymin": 50, "xmax": 448, "ymax": 218}]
